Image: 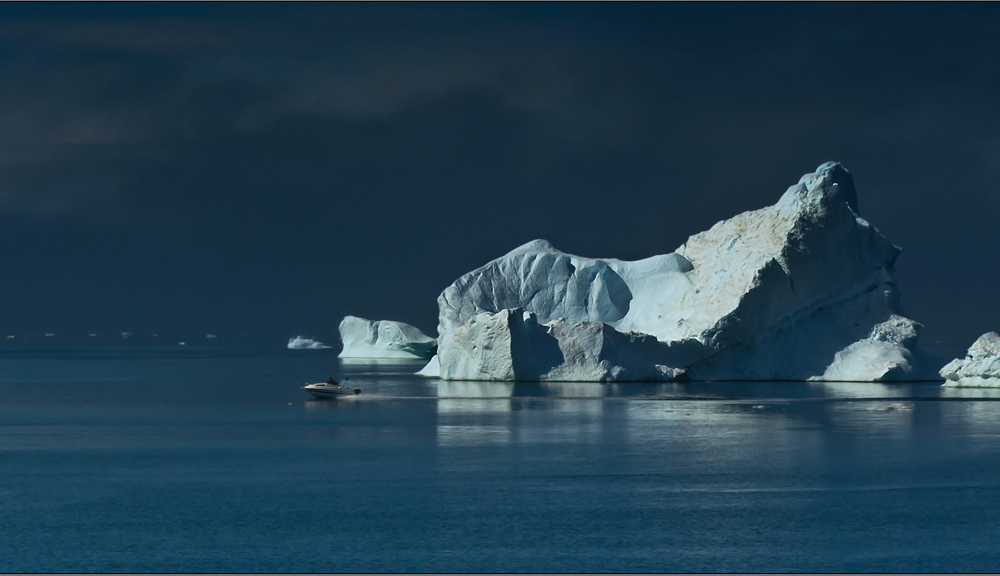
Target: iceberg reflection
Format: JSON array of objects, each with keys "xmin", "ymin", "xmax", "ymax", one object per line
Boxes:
[
  {"xmin": 813, "ymin": 381, "xmax": 910, "ymax": 398},
  {"xmin": 435, "ymin": 381, "xmax": 612, "ymax": 445},
  {"xmin": 436, "ymin": 381, "xmax": 610, "ymax": 415},
  {"xmin": 339, "ymin": 357, "xmax": 428, "ymax": 367},
  {"xmin": 427, "ymin": 379, "xmax": 1000, "ymax": 447},
  {"xmin": 437, "ymin": 381, "xmax": 515, "ymax": 415}
]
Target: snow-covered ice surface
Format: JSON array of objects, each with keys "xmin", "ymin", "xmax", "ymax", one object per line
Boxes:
[
  {"xmin": 941, "ymin": 332, "xmax": 1000, "ymax": 387},
  {"xmin": 429, "ymin": 162, "xmax": 934, "ymax": 382},
  {"xmin": 287, "ymin": 336, "xmax": 332, "ymax": 350},
  {"xmin": 339, "ymin": 315, "xmax": 437, "ymax": 360}
]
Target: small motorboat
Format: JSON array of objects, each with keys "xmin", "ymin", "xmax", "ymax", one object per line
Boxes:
[{"xmin": 303, "ymin": 380, "xmax": 361, "ymax": 399}]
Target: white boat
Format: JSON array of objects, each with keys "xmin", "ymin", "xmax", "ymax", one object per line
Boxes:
[{"xmin": 303, "ymin": 380, "xmax": 361, "ymax": 398}]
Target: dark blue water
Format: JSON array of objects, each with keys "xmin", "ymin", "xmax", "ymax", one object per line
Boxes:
[{"xmin": 3, "ymin": 347, "xmax": 1000, "ymax": 572}]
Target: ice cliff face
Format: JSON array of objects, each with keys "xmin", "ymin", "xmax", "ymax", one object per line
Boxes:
[
  {"xmin": 430, "ymin": 308, "xmax": 685, "ymax": 382},
  {"xmin": 339, "ymin": 315, "xmax": 437, "ymax": 360},
  {"xmin": 431, "ymin": 162, "xmax": 926, "ymax": 382},
  {"xmin": 940, "ymin": 332, "xmax": 1000, "ymax": 387}
]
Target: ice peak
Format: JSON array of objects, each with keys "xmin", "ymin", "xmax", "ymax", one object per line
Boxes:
[
  {"xmin": 506, "ymin": 239, "xmax": 557, "ymax": 256},
  {"xmin": 969, "ymin": 332, "xmax": 1000, "ymax": 361},
  {"xmin": 786, "ymin": 161, "xmax": 859, "ymax": 215}
]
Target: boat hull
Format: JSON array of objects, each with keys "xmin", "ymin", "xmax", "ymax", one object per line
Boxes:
[{"xmin": 303, "ymin": 384, "xmax": 361, "ymax": 398}]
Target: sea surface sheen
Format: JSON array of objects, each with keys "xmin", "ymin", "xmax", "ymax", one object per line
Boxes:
[{"xmin": 3, "ymin": 346, "xmax": 1000, "ymax": 572}]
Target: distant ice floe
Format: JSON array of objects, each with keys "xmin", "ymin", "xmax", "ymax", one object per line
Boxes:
[
  {"xmin": 120, "ymin": 332, "xmax": 132, "ymax": 339},
  {"xmin": 287, "ymin": 336, "xmax": 332, "ymax": 350},
  {"xmin": 941, "ymin": 332, "xmax": 1000, "ymax": 387},
  {"xmin": 338, "ymin": 316, "xmax": 437, "ymax": 360},
  {"xmin": 206, "ymin": 334, "xmax": 217, "ymax": 339}
]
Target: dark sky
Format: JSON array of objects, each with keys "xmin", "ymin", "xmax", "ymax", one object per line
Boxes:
[{"xmin": 1, "ymin": 3, "xmax": 998, "ymax": 355}]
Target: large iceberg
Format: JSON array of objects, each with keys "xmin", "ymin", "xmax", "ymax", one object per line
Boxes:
[
  {"xmin": 339, "ymin": 315, "xmax": 437, "ymax": 360},
  {"xmin": 940, "ymin": 332, "xmax": 1000, "ymax": 387},
  {"xmin": 428, "ymin": 162, "xmax": 931, "ymax": 382}
]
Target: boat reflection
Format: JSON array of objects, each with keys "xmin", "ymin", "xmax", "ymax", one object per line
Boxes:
[{"xmin": 304, "ymin": 397, "xmax": 362, "ymax": 410}]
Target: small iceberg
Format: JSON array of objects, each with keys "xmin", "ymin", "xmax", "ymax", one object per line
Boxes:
[
  {"xmin": 941, "ymin": 332, "xmax": 1000, "ymax": 387},
  {"xmin": 288, "ymin": 336, "xmax": 332, "ymax": 350},
  {"xmin": 339, "ymin": 316, "xmax": 437, "ymax": 360},
  {"xmin": 416, "ymin": 355, "xmax": 441, "ymax": 377}
]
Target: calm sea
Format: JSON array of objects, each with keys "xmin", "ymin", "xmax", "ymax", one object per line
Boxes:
[{"xmin": 2, "ymin": 346, "xmax": 1000, "ymax": 572}]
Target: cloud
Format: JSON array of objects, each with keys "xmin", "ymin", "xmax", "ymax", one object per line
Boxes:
[
  {"xmin": 0, "ymin": 7, "xmax": 652, "ymax": 217},
  {"xmin": 0, "ymin": 4, "xmax": 998, "ymax": 353},
  {"xmin": 0, "ymin": 17, "xmax": 241, "ymax": 53},
  {"xmin": 0, "ymin": 7, "xmax": 656, "ymax": 144}
]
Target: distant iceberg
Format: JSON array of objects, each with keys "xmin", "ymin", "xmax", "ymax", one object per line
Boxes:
[
  {"xmin": 339, "ymin": 316, "xmax": 437, "ymax": 360},
  {"xmin": 941, "ymin": 332, "xmax": 1000, "ymax": 387},
  {"xmin": 424, "ymin": 162, "xmax": 932, "ymax": 382},
  {"xmin": 287, "ymin": 336, "xmax": 332, "ymax": 350}
]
